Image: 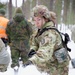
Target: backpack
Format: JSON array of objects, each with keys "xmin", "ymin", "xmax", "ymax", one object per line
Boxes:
[
  {"xmin": 28, "ymin": 27, "xmax": 71, "ymax": 61},
  {"xmin": 37, "ymin": 27, "xmax": 71, "ymax": 63}
]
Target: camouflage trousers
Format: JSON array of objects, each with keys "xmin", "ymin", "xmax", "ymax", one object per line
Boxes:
[
  {"xmin": 38, "ymin": 64, "xmax": 69, "ymax": 75},
  {"xmin": 37, "ymin": 60, "xmax": 69, "ymax": 75},
  {"xmin": 11, "ymin": 48, "xmax": 29, "ymax": 68},
  {"xmin": 48, "ymin": 65, "xmax": 69, "ymax": 75},
  {"xmin": 0, "ymin": 46, "xmax": 10, "ymax": 72},
  {"xmin": 0, "ymin": 64, "xmax": 7, "ymax": 72}
]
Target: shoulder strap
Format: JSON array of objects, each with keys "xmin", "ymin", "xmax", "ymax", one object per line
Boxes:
[
  {"xmin": 37, "ymin": 27, "xmax": 64, "ymax": 43},
  {"xmin": 39, "ymin": 27, "xmax": 63, "ymax": 39},
  {"xmin": 36, "ymin": 27, "xmax": 71, "ymax": 52},
  {"xmin": 37, "ymin": 27, "xmax": 64, "ymax": 46},
  {"xmin": 39, "ymin": 27, "xmax": 60, "ymax": 35},
  {"xmin": 39, "ymin": 27, "xmax": 71, "ymax": 52}
]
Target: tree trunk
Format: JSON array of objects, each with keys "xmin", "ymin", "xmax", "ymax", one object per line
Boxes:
[
  {"xmin": 22, "ymin": 0, "xmax": 24, "ymax": 11},
  {"xmin": 16, "ymin": 0, "xmax": 17, "ymax": 8},
  {"xmin": 8, "ymin": 0, "xmax": 12, "ymax": 19},
  {"xmin": 50, "ymin": 0, "xmax": 54, "ymax": 11}
]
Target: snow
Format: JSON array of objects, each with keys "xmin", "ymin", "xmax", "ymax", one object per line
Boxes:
[{"xmin": 0, "ymin": 26, "xmax": 75, "ymax": 75}]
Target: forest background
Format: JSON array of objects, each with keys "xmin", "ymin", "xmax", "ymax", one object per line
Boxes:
[{"xmin": 0, "ymin": 0, "xmax": 75, "ymax": 28}]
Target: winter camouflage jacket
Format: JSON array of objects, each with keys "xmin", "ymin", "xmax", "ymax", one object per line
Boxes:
[
  {"xmin": 6, "ymin": 13, "xmax": 32, "ymax": 52},
  {"xmin": 29, "ymin": 21, "xmax": 69, "ymax": 72}
]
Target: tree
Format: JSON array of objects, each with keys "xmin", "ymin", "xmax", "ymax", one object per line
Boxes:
[
  {"xmin": 8, "ymin": 0, "xmax": 12, "ymax": 19},
  {"xmin": 22, "ymin": 0, "xmax": 24, "ymax": 10},
  {"xmin": 16, "ymin": 0, "xmax": 17, "ymax": 8},
  {"xmin": 0, "ymin": 2, "xmax": 5, "ymax": 8},
  {"xmin": 50, "ymin": 0, "xmax": 54, "ymax": 11}
]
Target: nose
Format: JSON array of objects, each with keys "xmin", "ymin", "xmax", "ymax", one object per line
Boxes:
[{"xmin": 35, "ymin": 21, "xmax": 39, "ymax": 25}]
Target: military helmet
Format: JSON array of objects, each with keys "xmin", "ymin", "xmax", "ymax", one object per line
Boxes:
[
  {"xmin": 50, "ymin": 11, "xmax": 56, "ymax": 19},
  {"xmin": 0, "ymin": 8, "xmax": 6, "ymax": 16},
  {"xmin": 31, "ymin": 5, "xmax": 50, "ymax": 19},
  {"xmin": 15, "ymin": 7, "xmax": 23, "ymax": 14}
]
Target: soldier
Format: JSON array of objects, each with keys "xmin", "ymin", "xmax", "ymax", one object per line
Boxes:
[
  {"xmin": 0, "ymin": 8, "xmax": 9, "ymax": 46},
  {"xmin": 27, "ymin": 5, "xmax": 70, "ymax": 75},
  {"xmin": 6, "ymin": 7, "xmax": 32, "ymax": 68},
  {"xmin": 0, "ymin": 38, "xmax": 10, "ymax": 72},
  {"xmin": 0, "ymin": 8, "xmax": 10, "ymax": 72}
]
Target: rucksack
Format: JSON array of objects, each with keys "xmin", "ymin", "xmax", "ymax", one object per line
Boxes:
[
  {"xmin": 38, "ymin": 27, "xmax": 71, "ymax": 52},
  {"xmin": 28, "ymin": 27, "xmax": 71, "ymax": 59}
]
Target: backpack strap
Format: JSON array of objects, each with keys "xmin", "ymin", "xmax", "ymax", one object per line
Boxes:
[
  {"xmin": 37, "ymin": 27, "xmax": 64, "ymax": 43},
  {"xmin": 36, "ymin": 27, "xmax": 71, "ymax": 52}
]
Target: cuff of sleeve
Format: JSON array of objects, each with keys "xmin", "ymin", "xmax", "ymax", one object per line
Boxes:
[{"xmin": 29, "ymin": 55, "xmax": 36, "ymax": 64}]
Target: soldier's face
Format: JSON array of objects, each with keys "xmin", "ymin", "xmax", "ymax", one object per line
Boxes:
[{"xmin": 33, "ymin": 16, "xmax": 45, "ymax": 29}]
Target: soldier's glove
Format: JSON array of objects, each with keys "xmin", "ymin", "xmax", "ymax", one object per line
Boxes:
[
  {"xmin": 1, "ymin": 38, "xmax": 8, "ymax": 47},
  {"xmin": 23, "ymin": 60, "xmax": 33, "ymax": 67},
  {"xmin": 28, "ymin": 49, "xmax": 36, "ymax": 58}
]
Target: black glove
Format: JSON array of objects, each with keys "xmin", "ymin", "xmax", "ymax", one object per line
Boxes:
[
  {"xmin": 1, "ymin": 38, "xmax": 8, "ymax": 47},
  {"xmin": 1, "ymin": 38, "xmax": 8, "ymax": 43},
  {"xmin": 64, "ymin": 33, "xmax": 70, "ymax": 44},
  {"xmin": 28, "ymin": 49, "xmax": 36, "ymax": 58},
  {"xmin": 23, "ymin": 60, "xmax": 33, "ymax": 67}
]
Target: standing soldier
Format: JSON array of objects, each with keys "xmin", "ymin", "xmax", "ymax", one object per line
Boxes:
[
  {"xmin": 6, "ymin": 7, "xmax": 32, "ymax": 68},
  {"xmin": 27, "ymin": 5, "xmax": 70, "ymax": 75}
]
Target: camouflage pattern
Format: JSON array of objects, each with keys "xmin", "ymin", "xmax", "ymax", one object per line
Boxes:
[
  {"xmin": 49, "ymin": 11, "xmax": 57, "ymax": 26},
  {"xmin": 50, "ymin": 11, "xmax": 56, "ymax": 19},
  {"xmin": 28, "ymin": 18, "xmax": 38, "ymax": 46},
  {"xmin": 0, "ymin": 8, "xmax": 6, "ymax": 16},
  {"xmin": 31, "ymin": 5, "xmax": 50, "ymax": 20},
  {"xmin": 29, "ymin": 21, "xmax": 70, "ymax": 75},
  {"xmin": 6, "ymin": 8, "xmax": 32, "ymax": 67},
  {"xmin": 0, "ymin": 39, "xmax": 10, "ymax": 72}
]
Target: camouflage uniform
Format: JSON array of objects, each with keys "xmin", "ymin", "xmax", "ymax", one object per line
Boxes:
[
  {"xmin": 0, "ymin": 39, "xmax": 10, "ymax": 72},
  {"xmin": 0, "ymin": 8, "xmax": 10, "ymax": 72},
  {"xmin": 6, "ymin": 8, "xmax": 32, "ymax": 67},
  {"xmin": 29, "ymin": 5, "xmax": 70, "ymax": 75}
]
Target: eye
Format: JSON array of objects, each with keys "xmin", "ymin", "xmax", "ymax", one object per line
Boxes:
[{"xmin": 38, "ymin": 18, "xmax": 41, "ymax": 21}]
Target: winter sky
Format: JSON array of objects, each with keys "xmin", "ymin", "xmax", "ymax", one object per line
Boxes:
[{"xmin": 0, "ymin": 0, "xmax": 23, "ymax": 7}]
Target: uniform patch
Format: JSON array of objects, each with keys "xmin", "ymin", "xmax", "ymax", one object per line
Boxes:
[
  {"xmin": 40, "ymin": 36, "xmax": 51, "ymax": 45},
  {"xmin": 40, "ymin": 38, "xmax": 45, "ymax": 45}
]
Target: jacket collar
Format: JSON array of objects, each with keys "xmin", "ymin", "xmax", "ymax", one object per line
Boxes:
[{"xmin": 41, "ymin": 21, "xmax": 55, "ymax": 30}]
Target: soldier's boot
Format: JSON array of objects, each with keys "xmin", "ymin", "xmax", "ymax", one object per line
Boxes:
[{"xmin": 11, "ymin": 62, "xmax": 19, "ymax": 71}]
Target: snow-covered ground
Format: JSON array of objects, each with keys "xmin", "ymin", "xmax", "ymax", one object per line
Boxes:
[{"xmin": 0, "ymin": 26, "xmax": 75, "ymax": 75}]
